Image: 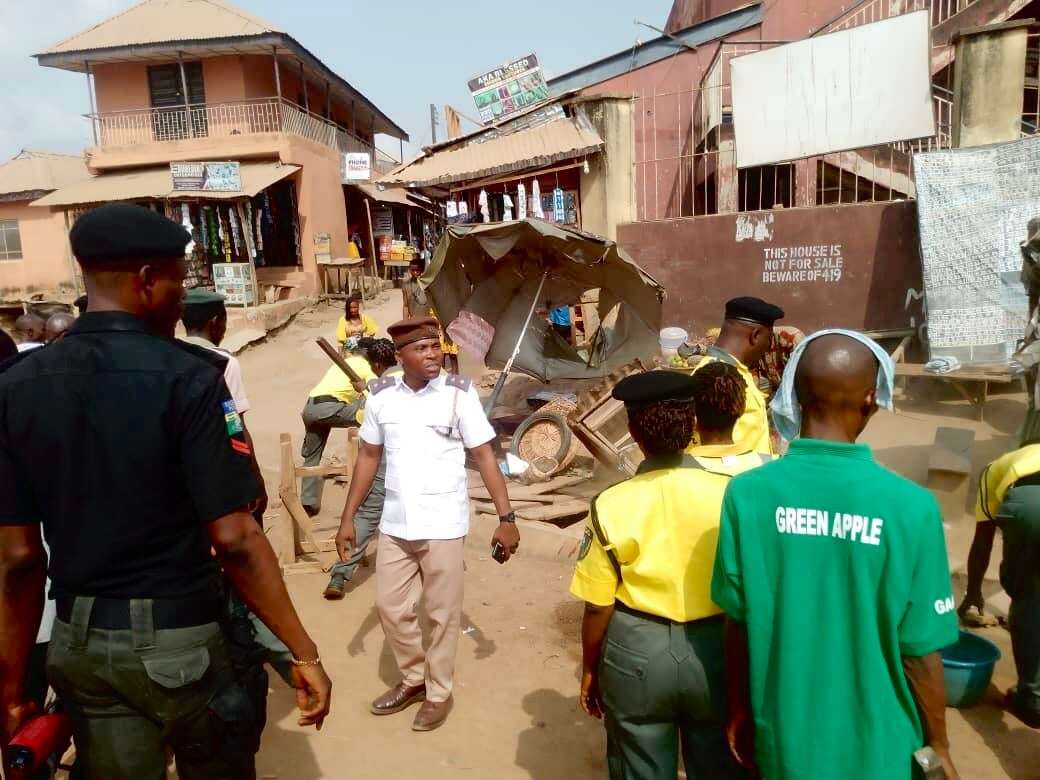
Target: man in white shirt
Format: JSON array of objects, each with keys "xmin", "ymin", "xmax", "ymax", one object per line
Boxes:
[
  {"xmin": 179, "ymin": 289, "xmax": 249, "ymax": 416},
  {"xmin": 14, "ymin": 313, "xmax": 45, "ymax": 352},
  {"xmin": 336, "ymin": 316, "xmax": 520, "ymax": 732}
]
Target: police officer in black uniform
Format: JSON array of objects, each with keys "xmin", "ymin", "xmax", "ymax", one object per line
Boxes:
[{"xmin": 0, "ymin": 203, "xmax": 331, "ymax": 779}]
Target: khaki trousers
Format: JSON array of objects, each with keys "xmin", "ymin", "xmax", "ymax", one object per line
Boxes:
[{"xmin": 375, "ymin": 534, "xmax": 464, "ymax": 703}]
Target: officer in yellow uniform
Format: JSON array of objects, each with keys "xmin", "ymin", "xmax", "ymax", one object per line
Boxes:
[
  {"xmin": 687, "ymin": 296, "xmax": 784, "ymax": 455},
  {"xmin": 960, "ymin": 439, "xmax": 1040, "ymax": 727},
  {"xmin": 572, "ymin": 363, "xmax": 765, "ymax": 779}
]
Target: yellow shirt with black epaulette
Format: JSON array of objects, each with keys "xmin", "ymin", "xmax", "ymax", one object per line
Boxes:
[
  {"xmin": 570, "ymin": 444, "xmax": 773, "ymax": 622},
  {"xmin": 977, "ymin": 443, "xmax": 1040, "ymax": 521},
  {"xmin": 686, "ymin": 350, "xmax": 771, "ymax": 455}
]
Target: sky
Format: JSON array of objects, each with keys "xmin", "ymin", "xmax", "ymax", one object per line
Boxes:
[{"xmin": 0, "ymin": 0, "xmax": 673, "ymax": 163}]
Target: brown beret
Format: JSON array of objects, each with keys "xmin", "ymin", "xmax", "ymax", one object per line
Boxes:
[{"xmin": 388, "ymin": 316, "xmax": 440, "ymax": 349}]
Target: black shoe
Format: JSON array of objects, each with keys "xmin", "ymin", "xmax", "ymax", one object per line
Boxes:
[
  {"xmin": 323, "ymin": 574, "xmax": 347, "ymax": 600},
  {"xmin": 1006, "ymin": 689, "xmax": 1040, "ymax": 728}
]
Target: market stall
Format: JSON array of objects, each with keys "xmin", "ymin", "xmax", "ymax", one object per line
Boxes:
[{"xmin": 33, "ymin": 160, "xmax": 302, "ymax": 306}]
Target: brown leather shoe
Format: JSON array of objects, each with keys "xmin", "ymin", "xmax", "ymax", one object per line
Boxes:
[
  {"xmin": 412, "ymin": 696, "xmax": 453, "ymax": 731},
  {"xmin": 370, "ymin": 682, "xmax": 426, "ymax": 716}
]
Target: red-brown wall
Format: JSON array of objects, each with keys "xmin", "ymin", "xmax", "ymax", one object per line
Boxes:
[{"xmin": 616, "ymin": 201, "xmax": 924, "ymax": 335}]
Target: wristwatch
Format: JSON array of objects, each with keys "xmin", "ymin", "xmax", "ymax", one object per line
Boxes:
[{"xmin": 499, "ymin": 511, "xmax": 516, "ymax": 524}]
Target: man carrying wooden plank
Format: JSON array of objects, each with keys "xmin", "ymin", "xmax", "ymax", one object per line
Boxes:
[
  {"xmin": 300, "ymin": 338, "xmax": 380, "ymax": 514},
  {"xmin": 323, "ymin": 338, "xmax": 400, "ymax": 600},
  {"xmin": 336, "ymin": 316, "xmax": 519, "ymax": 732}
]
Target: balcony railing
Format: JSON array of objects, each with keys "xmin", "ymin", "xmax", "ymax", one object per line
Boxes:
[
  {"xmin": 819, "ymin": 0, "xmax": 979, "ymax": 36},
  {"xmin": 87, "ymin": 97, "xmax": 375, "ymax": 160}
]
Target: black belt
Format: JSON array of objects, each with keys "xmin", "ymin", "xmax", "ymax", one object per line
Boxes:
[
  {"xmin": 56, "ymin": 595, "xmax": 223, "ymax": 630},
  {"xmin": 310, "ymin": 394, "xmax": 343, "ymax": 405},
  {"xmin": 614, "ymin": 600, "xmax": 724, "ymax": 627}
]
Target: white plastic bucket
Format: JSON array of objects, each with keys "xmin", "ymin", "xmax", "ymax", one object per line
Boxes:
[
  {"xmin": 659, "ymin": 327, "xmax": 688, "ymax": 350},
  {"xmin": 659, "ymin": 327, "xmax": 688, "ymax": 361}
]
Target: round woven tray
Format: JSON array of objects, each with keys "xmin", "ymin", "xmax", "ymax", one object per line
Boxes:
[{"xmin": 514, "ymin": 398, "xmax": 580, "ymax": 477}]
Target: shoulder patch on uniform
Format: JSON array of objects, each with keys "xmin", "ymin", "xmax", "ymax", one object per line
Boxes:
[
  {"xmin": 368, "ymin": 375, "xmax": 397, "ymax": 394},
  {"xmin": 444, "ymin": 374, "xmax": 471, "ymax": 391},
  {"xmin": 175, "ymin": 339, "xmax": 228, "ymax": 370},
  {"xmin": 577, "ymin": 527, "xmax": 594, "ymax": 560}
]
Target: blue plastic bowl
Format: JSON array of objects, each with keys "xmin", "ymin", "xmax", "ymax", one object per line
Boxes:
[{"xmin": 941, "ymin": 630, "xmax": 1001, "ymax": 708}]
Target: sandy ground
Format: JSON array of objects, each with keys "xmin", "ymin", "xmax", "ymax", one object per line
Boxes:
[{"xmin": 234, "ymin": 298, "xmax": 1039, "ymax": 779}]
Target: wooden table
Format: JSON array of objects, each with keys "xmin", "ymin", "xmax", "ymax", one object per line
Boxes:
[
  {"xmin": 894, "ymin": 362, "xmax": 1023, "ymax": 421},
  {"xmin": 318, "ymin": 257, "xmax": 365, "ymax": 299}
]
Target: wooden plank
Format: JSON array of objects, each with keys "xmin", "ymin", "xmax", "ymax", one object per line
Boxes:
[
  {"xmin": 472, "ymin": 499, "xmax": 546, "ymax": 511},
  {"xmin": 295, "ymin": 464, "xmax": 350, "ymax": 479},
  {"xmin": 894, "ymin": 363, "xmax": 1018, "ymax": 382},
  {"xmin": 467, "ymin": 476, "xmax": 585, "ymax": 503},
  {"xmin": 516, "ymin": 500, "xmax": 590, "ymax": 522},
  {"xmin": 889, "ymin": 335, "xmax": 912, "ymax": 364}
]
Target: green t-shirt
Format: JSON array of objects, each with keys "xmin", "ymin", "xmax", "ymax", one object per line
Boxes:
[{"xmin": 711, "ymin": 439, "xmax": 958, "ymax": 780}]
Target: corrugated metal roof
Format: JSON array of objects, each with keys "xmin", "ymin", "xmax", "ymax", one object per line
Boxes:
[
  {"xmin": 378, "ymin": 117, "xmax": 603, "ymax": 188},
  {"xmin": 32, "ymin": 160, "xmax": 299, "ymax": 207},
  {"xmin": 38, "ymin": 0, "xmax": 281, "ymax": 55},
  {"xmin": 0, "ymin": 151, "xmax": 90, "ymax": 198},
  {"xmin": 349, "ymin": 183, "xmax": 437, "ymax": 215},
  {"xmin": 547, "ymin": 3, "xmax": 763, "ymax": 96}
]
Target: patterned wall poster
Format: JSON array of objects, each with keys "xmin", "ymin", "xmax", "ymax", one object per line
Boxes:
[
  {"xmin": 914, "ymin": 136, "xmax": 1040, "ymax": 365},
  {"xmin": 468, "ymin": 53, "xmax": 550, "ymax": 124},
  {"xmin": 171, "ymin": 161, "xmax": 241, "ymax": 192}
]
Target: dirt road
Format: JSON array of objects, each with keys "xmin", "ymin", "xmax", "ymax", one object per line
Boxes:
[{"xmin": 236, "ymin": 300, "xmax": 1037, "ymax": 779}]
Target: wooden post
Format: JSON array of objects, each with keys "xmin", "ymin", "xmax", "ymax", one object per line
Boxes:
[
  {"xmin": 278, "ymin": 433, "xmax": 320, "ymax": 558},
  {"xmin": 325, "ymin": 80, "xmax": 331, "ymax": 119},
  {"xmin": 272, "ymin": 47, "xmax": 282, "ymax": 99},
  {"xmin": 273, "ymin": 434, "xmax": 299, "ymax": 564},
  {"xmin": 177, "ymin": 52, "xmax": 193, "ymax": 138},
  {"xmin": 85, "ymin": 62, "xmax": 97, "ymax": 145},
  {"xmin": 299, "ymin": 60, "xmax": 309, "ymax": 111},
  {"xmin": 364, "ymin": 197, "xmax": 378, "ymax": 292},
  {"xmin": 351, "ymin": 99, "xmax": 357, "ymax": 135}
]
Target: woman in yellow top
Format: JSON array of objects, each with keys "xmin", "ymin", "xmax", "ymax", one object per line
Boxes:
[
  {"xmin": 336, "ymin": 294, "xmax": 378, "ymax": 353},
  {"xmin": 571, "ymin": 363, "xmax": 766, "ymax": 780}
]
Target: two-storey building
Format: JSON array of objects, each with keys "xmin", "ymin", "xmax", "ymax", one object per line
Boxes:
[{"xmin": 26, "ymin": 0, "xmax": 408, "ymax": 300}]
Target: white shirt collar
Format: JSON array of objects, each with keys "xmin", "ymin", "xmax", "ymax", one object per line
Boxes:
[{"xmin": 396, "ymin": 373, "xmax": 446, "ymax": 396}]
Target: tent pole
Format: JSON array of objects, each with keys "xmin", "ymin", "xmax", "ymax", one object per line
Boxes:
[{"xmin": 482, "ymin": 269, "xmax": 548, "ymax": 415}]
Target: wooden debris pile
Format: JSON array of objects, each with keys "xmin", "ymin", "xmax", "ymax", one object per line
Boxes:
[{"xmin": 469, "ymin": 474, "xmax": 591, "ymax": 526}]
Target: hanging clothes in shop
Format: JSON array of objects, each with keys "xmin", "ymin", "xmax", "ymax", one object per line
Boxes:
[
  {"xmin": 517, "ymin": 183, "xmax": 527, "ymax": 220},
  {"xmin": 503, "ymin": 192, "xmax": 514, "ymax": 222},
  {"xmin": 532, "ymin": 180, "xmax": 545, "ymax": 218},
  {"xmin": 478, "ymin": 189, "xmax": 490, "ymax": 223}
]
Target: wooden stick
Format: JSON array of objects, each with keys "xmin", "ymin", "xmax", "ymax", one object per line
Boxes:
[{"xmin": 315, "ymin": 337, "xmax": 364, "ymax": 383}]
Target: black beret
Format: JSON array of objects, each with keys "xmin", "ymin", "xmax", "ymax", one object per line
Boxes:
[
  {"xmin": 612, "ymin": 370, "xmax": 696, "ymax": 405},
  {"xmin": 183, "ymin": 289, "xmax": 226, "ymax": 306},
  {"xmin": 724, "ymin": 296, "xmax": 784, "ymax": 327},
  {"xmin": 69, "ymin": 203, "xmax": 190, "ymax": 266}
]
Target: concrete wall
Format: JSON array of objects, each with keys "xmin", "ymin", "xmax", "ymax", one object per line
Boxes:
[
  {"xmin": 577, "ymin": 98, "xmax": 635, "ymax": 241},
  {"xmin": 616, "ymin": 200, "xmax": 923, "ymax": 334},
  {"xmin": 93, "ymin": 62, "xmax": 151, "ymax": 113},
  {"xmin": 0, "ymin": 201, "xmax": 75, "ymax": 300}
]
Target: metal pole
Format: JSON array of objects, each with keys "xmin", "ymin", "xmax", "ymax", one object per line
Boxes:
[
  {"xmin": 482, "ymin": 270, "xmax": 549, "ymax": 415},
  {"xmin": 325, "ymin": 80, "xmax": 331, "ymax": 119},
  {"xmin": 177, "ymin": 51, "xmax": 192, "ymax": 138},
  {"xmin": 299, "ymin": 61, "xmax": 309, "ymax": 111},
  {"xmin": 430, "ymin": 103, "xmax": 438, "ymax": 144},
  {"xmin": 85, "ymin": 61, "xmax": 97, "ymax": 145},
  {"xmin": 399, "ymin": 137, "xmax": 404, "ymax": 163}
]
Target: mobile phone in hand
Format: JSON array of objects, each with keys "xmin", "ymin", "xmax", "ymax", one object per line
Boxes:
[{"xmin": 491, "ymin": 542, "xmax": 507, "ymax": 564}]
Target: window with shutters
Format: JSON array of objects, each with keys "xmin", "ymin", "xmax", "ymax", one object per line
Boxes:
[
  {"xmin": 0, "ymin": 220, "xmax": 23, "ymax": 262},
  {"xmin": 147, "ymin": 62, "xmax": 207, "ymax": 140}
]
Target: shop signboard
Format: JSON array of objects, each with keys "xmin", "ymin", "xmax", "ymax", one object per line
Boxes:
[
  {"xmin": 468, "ymin": 53, "xmax": 550, "ymax": 124},
  {"xmin": 341, "ymin": 152, "xmax": 371, "ymax": 182},
  {"xmin": 171, "ymin": 161, "xmax": 242, "ymax": 192},
  {"xmin": 372, "ymin": 207, "xmax": 394, "ymax": 237},
  {"xmin": 211, "ymin": 262, "xmax": 256, "ymax": 306},
  {"xmin": 553, "ymin": 187, "xmax": 566, "ymax": 223}
]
